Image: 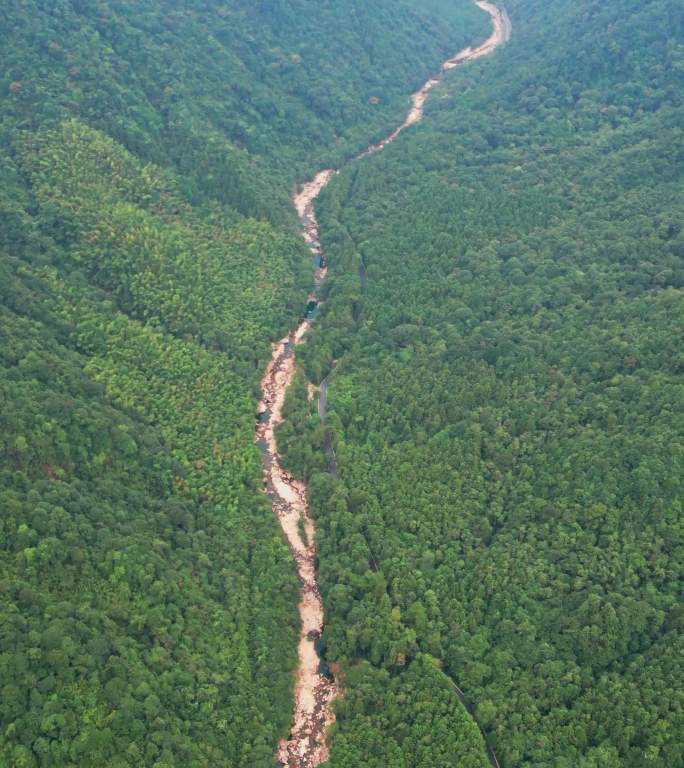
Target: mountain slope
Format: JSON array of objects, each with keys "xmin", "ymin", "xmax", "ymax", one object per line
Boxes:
[
  {"xmin": 286, "ymin": 0, "xmax": 684, "ymax": 764},
  {"xmin": 0, "ymin": 1, "xmax": 488, "ymax": 765}
]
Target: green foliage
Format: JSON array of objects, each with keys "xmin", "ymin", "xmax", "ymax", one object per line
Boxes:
[
  {"xmin": 0, "ymin": 258, "xmax": 300, "ymax": 766},
  {"xmin": 277, "ymin": 371, "xmax": 328, "ymax": 481},
  {"xmin": 286, "ymin": 0, "xmax": 684, "ymax": 764},
  {"xmin": 2, "ymin": 0, "xmax": 487, "ymax": 218},
  {"xmin": 5, "ymin": 0, "xmax": 681, "ymax": 763},
  {"xmin": 19, "ymin": 119, "xmax": 310, "ymax": 359},
  {"xmin": 0, "ymin": 0, "xmax": 492, "ymax": 764},
  {"xmin": 328, "ymin": 656, "xmax": 489, "ymax": 767}
]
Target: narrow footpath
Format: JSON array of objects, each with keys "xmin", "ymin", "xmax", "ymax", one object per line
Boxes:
[{"xmin": 255, "ymin": 4, "xmax": 511, "ymax": 766}]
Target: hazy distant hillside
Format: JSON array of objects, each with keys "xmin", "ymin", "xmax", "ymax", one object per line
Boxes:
[{"xmin": 3, "ymin": 0, "xmax": 487, "ymax": 218}]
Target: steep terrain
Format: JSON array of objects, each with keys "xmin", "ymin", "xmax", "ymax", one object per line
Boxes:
[
  {"xmin": 0, "ymin": 1, "xmax": 487, "ymax": 766},
  {"xmin": 267, "ymin": 6, "xmax": 510, "ymax": 766},
  {"xmin": 284, "ymin": 0, "xmax": 684, "ymax": 764},
  {"xmin": 2, "ymin": 0, "xmax": 682, "ymax": 765}
]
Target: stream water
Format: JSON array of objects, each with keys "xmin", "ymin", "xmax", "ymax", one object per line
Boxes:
[{"xmin": 255, "ymin": 4, "xmax": 511, "ymax": 766}]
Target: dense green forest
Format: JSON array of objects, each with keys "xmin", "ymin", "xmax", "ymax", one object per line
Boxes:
[
  {"xmin": 3, "ymin": 0, "xmax": 683, "ymax": 765},
  {"xmin": 284, "ymin": 0, "xmax": 684, "ymax": 765},
  {"xmin": 0, "ymin": 1, "xmax": 489, "ymax": 766},
  {"xmin": 3, "ymin": 0, "xmax": 487, "ymax": 219}
]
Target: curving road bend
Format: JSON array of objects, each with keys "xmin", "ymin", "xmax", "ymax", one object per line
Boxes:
[{"xmin": 255, "ymin": 4, "xmax": 511, "ymax": 766}]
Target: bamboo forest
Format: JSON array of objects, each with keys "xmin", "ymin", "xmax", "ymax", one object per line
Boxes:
[{"xmin": 0, "ymin": 0, "xmax": 682, "ymax": 767}]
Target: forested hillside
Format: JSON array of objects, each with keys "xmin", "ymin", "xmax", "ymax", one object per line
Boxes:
[
  {"xmin": 0, "ymin": 1, "xmax": 488, "ymax": 766},
  {"xmin": 284, "ymin": 0, "xmax": 684, "ymax": 764},
  {"xmin": 3, "ymin": 0, "xmax": 486, "ymax": 219}
]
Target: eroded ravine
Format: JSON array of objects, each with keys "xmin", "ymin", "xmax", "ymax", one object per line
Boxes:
[{"xmin": 256, "ymin": 4, "xmax": 511, "ymax": 766}]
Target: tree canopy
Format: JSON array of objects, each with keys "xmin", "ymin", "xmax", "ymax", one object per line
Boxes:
[
  {"xmin": 0, "ymin": 0, "xmax": 488, "ymax": 764},
  {"xmin": 284, "ymin": 0, "xmax": 684, "ymax": 764}
]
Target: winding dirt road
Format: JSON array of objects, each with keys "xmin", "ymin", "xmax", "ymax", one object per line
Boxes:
[{"xmin": 256, "ymin": 4, "xmax": 511, "ymax": 766}]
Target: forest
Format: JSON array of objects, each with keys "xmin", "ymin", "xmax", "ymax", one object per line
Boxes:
[
  {"xmin": 0, "ymin": 0, "xmax": 488, "ymax": 765},
  {"xmin": 1, "ymin": 0, "xmax": 683, "ymax": 765},
  {"xmin": 284, "ymin": 0, "xmax": 684, "ymax": 764}
]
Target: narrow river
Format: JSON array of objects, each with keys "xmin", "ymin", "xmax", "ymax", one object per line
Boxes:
[{"xmin": 255, "ymin": 4, "xmax": 511, "ymax": 766}]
